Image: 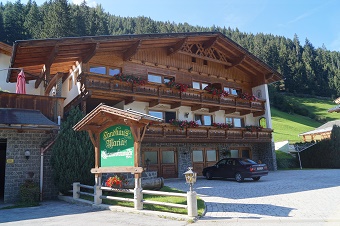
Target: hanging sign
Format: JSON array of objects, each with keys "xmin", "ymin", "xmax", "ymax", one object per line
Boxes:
[{"xmin": 100, "ymin": 124, "xmax": 134, "ymax": 167}]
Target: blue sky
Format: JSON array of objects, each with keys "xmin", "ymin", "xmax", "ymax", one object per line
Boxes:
[{"xmin": 6, "ymin": 0, "xmax": 340, "ymax": 51}]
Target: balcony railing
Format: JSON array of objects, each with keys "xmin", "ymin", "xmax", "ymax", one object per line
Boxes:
[
  {"xmin": 143, "ymin": 124, "xmax": 272, "ymax": 143},
  {"xmin": 82, "ymin": 73, "xmax": 265, "ymax": 112},
  {"xmin": 0, "ymin": 92, "xmax": 64, "ymax": 121}
]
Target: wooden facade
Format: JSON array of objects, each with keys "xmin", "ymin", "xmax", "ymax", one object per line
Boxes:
[{"xmin": 5, "ymin": 32, "xmax": 283, "ymax": 178}]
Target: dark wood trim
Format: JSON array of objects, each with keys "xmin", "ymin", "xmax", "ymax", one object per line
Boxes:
[
  {"xmin": 123, "ymin": 40, "xmax": 142, "ymax": 61},
  {"xmin": 191, "ymin": 104, "xmax": 203, "ymax": 111},
  {"xmin": 82, "ymin": 43, "xmax": 100, "ymax": 63},
  {"xmin": 167, "ymin": 38, "xmax": 187, "ymax": 56}
]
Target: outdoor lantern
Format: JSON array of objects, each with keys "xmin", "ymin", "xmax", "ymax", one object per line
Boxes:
[
  {"xmin": 183, "ymin": 167, "xmax": 197, "ymax": 191},
  {"xmin": 24, "ymin": 150, "xmax": 30, "ymax": 160}
]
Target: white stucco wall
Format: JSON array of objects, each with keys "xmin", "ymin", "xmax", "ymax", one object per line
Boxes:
[
  {"xmin": 252, "ymin": 84, "xmax": 272, "ymax": 128},
  {"xmin": 0, "ymin": 52, "xmax": 45, "ymax": 95},
  {"xmin": 62, "ymin": 64, "xmax": 82, "ymax": 107}
]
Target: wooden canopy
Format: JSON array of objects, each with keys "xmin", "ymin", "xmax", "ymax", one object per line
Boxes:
[
  {"xmin": 7, "ymin": 32, "xmax": 283, "ymax": 87},
  {"xmin": 0, "ymin": 42, "xmax": 12, "ymax": 56}
]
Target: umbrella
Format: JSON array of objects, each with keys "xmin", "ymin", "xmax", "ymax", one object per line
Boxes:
[{"xmin": 16, "ymin": 70, "xmax": 26, "ymax": 94}]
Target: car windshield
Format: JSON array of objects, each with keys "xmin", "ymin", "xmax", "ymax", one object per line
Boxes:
[{"xmin": 239, "ymin": 159, "xmax": 257, "ymax": 165}]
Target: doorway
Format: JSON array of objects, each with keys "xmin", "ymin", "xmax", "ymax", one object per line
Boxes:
[
  {"xmin": 192, "ymin": 148, "xmax": 218, "ymax": 176},
  {"xmin": 0, "ymin": 139, "xmax": 7, "ymax": 202},
  {"xmin": 142, "ymin": 147, "xmax": 178, "ymax": 178}
]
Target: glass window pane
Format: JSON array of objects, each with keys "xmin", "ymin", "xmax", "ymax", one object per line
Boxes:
[
  {"xmin": 234, "ymin": 118, "xmax": 242, "ymax": 127},
  {"xmin": 226, "ymin": 117, "xmax": 232, "ymax": 124},
  {"xmin": 230, "ymin": 150, "xmax": 239, "ymax": 158},
  {"xmin": 193, "ymin": 150, "xmax": 203, "ymax": 162},
  {"xmin": 206, "ymin": 150, "xmax": 216, "ymax": 161},
  {"xmin": 230, "ymin": 89, "xmax": 238, "ymax": 95},
  {"xmin": 148, "ymin": 74, "xmax": 162, "ymax": 83},
  {"xmin": 203, "ymin": 115, "xmax": 212, "ymax": 126},
  {"xmin": 149, "ymin": 111, "xmax": 163, "ymax": 119},
  {"xmin": 192, "ymin": 82, "xmax": 200, "ymax": 89},
  {"xmin": 224, "ymin": 87, "xmax": 230, "ymax": 92},
  {"xmin": 165, "ymin": 112, "xmax": 176, "ymax": 123},
  {"xmin": 164, "ymin": 77, "xmax": 172, "ymax": 83},
  {"xmin": 144, "ymin": 151, "xmax": 158, "ymax": 164},
  {"xmin": 194, "ymin": 115, "xmax": 202, "ymax": 125},
  {"xmin": 109, "ymin": 68, "xmax": 121, "ymax": 76},
  {"xmin": 242, "ymin": 149, "xmax": 250, "ymax": 158},
  {"xmin": 162, "ymin": 151, "xmax": 174, "ymax": 164},
  {"xmin": 90, "ymin": 66, "xmax": 106, "ymax": 74},
  {"xmin": 202, "ymin": 83, "xmax": 209, "ymax": 90}
]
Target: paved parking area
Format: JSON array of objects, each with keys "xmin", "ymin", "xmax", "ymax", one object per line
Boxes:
[
  {"xmin": 166, "ymin": 169, "xmax": 340, "ymax": 223},
  {"xmin": 0, "ymin": 169, "xmax": 339, "ymax": 226}
]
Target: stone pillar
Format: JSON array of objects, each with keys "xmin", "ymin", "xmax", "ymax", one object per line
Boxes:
[
  {"xmin": 187, "ymin": 191, "xmax": 198, "ymax": 217},
  {"xmin": 73, "ymin": 182, "xmax": 80, "ymax": 199},
  {"xmin": 94, "ymin": 185, "xmax": 102, "ymax": 205},
  {"xmin": 134, "ymin": 176, "xmax": 143, "ymax": 210}
]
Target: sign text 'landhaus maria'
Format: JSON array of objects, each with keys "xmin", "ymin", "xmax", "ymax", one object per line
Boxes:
[{"xmin": 100, "ymin": 124, "xmax": 134, "ymax": 167}]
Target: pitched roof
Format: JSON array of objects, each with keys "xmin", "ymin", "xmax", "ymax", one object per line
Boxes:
[
  {"xmin": 0, "ymin": 42, "xmax": 11, "ymax": 56},
  {"xmin": 7, "ymin": 32, "xmax": 283, "ymax": 84},
  {"xmin": 73, "ymin": 104, "xmax": 163, "ymax": 132},
  {"xmin": 299, "ymin": 120, "xmax": 340, "ymax": 136},
  {"xmin": 0, "ymin": 108, "xmax": 59, "ymax": 130}
]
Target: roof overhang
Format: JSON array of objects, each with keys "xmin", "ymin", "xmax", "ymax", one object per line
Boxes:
[{"xmin": 7, "ymin": 32, "xmax": 283, "ymax": 85}]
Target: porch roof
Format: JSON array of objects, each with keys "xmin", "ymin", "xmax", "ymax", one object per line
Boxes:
[{"xmin": 0, "ymin": 108, "xmax": 59, "ymax": 130}]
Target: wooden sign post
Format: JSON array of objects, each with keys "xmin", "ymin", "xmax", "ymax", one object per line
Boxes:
[{"xmin": 73, "ymin": 104, "xmax": 162, "ymax": 209}]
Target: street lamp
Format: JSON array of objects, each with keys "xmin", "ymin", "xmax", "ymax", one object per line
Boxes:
[{"xmin": 183, "ymin": 167, "xmax": 197, "ymax": 192}]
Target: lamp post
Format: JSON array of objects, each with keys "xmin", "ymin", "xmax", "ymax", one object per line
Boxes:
[{"xmin": 183, "ymin": 167, "xmax": 197, "ymax": 217}]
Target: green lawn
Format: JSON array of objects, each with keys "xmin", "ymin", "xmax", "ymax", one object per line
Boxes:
[{"xmin": 271, "ymin": 96, "xmax": 340, "ymax": 143}]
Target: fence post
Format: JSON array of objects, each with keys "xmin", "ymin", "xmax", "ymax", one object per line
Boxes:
[
  {"xmin": 94, "ymin": 185, "xmax": 102, "ymax": 205},
  {"xmin": 73, "ymin": 182, "xmax": 80, "ymax": 199},
  {"xmin": 187, "ymin": 191, "xmax": 198, "ymax": 217},
  {"xmin": 134, "ymin": 175, "xmax": 143, "ymax": 210}
]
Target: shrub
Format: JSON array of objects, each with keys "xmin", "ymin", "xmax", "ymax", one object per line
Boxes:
[
  {"xmin": 276, "ymin": 151, "xmax": 298, "ymax": 169},
  {"xmin": 20, "ymin": 180, "xmax": 40, "ymax": 205}
]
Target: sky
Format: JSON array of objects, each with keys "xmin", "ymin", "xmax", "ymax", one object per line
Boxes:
[{"xmin": 5, "ymin": 0, "xmax": 340, "ymax": 51}]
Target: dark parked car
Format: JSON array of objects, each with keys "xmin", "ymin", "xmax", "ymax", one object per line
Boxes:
[{"xmin": 202, "ymin": 158, "xmax": 268, "ymax": 182}]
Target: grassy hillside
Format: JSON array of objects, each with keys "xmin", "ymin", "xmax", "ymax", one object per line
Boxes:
[{"xmin": 271, "ymin": 96, "xmax": 340, "ymax": 143}]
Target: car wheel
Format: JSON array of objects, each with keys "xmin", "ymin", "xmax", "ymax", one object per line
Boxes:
[
  {"xmin": 252, "ymin": 177, "xmax": 261, "ymax": 181},
  {"xmin": 235, "ymin": 172, "xmax": 244, "ymax": 182},
  {"xmin": 205, "ymin": 171, "xmax": 213, "ymax": 180}
]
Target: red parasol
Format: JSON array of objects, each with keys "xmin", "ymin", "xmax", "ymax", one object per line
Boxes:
[{"xmin": 16, "ymin": 70, "xmax": 26, "ymax": 94}]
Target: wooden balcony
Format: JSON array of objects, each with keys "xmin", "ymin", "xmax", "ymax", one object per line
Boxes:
[
  {"xmin": 0, "ymin": 92, "xmax": 64, "ymax": 121},
  {"xmin": 143, "ymin": 124, "xmax": 272, "ymax": 143},
  {"xmin": 81, "ymin": 73, "xmax": 265, "ymax": 114}
]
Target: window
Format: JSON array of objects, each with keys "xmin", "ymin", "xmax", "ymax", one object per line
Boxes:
[
  {"xmin": 148, "ymin": 73, "xmax": 173, "ymax": 84},
  {"xmin": 195, "ymin": 114, "xmax": 212, "ymax": 126},
  {"xmin": 89, "ymin": 66, "xmax": 106, "ymax": 74},
  {"xmin": 109, "ymin": 68, "xmax": 121, "ymax": 76},
  {"xmin": 226, "ymin": 117, "xmax": 243, "ymax": 128},
  {"xmin": 224, "ymin": 87, "xmax": 238, "ymax": 95},
  {"xmin": 193, "ymin": 81, "xmax": 209, "ymax": 90},
  {"xmin": 149, "ymin": 110, "xmax": 176, "ymax": 123}
]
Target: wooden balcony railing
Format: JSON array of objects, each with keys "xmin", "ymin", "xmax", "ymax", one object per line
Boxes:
[
  {"xmin": 0, "ymin": 92, "xmax": 64, "ymax": 121},
  {"xmin": 82, "ymin": 74, "xmax": 265, "ymax": 112},
  {"xmin": 143, "ymin": 124, "xmax": 272, "ymax": 143}
]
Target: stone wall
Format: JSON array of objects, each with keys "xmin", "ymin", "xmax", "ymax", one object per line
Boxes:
[
  {"xmin": 0, "ymin": 130, "xmax": 58, "ymax": 203},
  {"xmin": 142, "ymin": 141, "xmax": 277, "ymax": 178}
]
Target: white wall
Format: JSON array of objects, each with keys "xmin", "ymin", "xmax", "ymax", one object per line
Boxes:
[
  {"xmin": 252, "ymin": 84, "xmax": 272, "ymax": 128},
  {"xmin": 0, "ymin": 52, "xmax": 45, "ymax": 95},
  {"xmin": 62, "ymin": 63, "xmax": 82, "ymax": 107}
]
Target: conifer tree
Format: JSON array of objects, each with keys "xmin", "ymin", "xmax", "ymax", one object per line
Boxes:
[{"xmin": 50, "ymin": 107, "xmax": 94, "ymax": 194}]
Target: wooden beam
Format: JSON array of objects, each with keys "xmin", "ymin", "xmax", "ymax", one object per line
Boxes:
[
  {"xmin": 171, "ymin": 102, "xmax": 181, "ymax": 109},
  {"xmin": 82, "ymin": 43, "xmax": 99, "ymax": 63},
  {"xmin": 191, "ymin": 104, "xmax": 203, "ymax": 111},
  {"xmin": 123, "ymin": 40, "xmax": 141, "ymax": 61},
  {"xmin": 239, "ymin": 110, "xmax": 251, "ymax": 116},
  {"xmin": 91, "ymin": 166, "xmax": 143, "ymax": 174},
  {"xmin": 124, "ymin": 96, "xmax": 135, "ymax": 105},
  {"xmin": 224, "ymin": 108, "xmax": 236, "ymax": 114},
  {"xmin": 253, "ymin": 111, "xmax": 265, "ymax": 117},
  {"xmin": 203, "ymin": 36, "xmax": 218, "ymax": 49},
  {"xmin": 209, "ymin": 106, "xmax": 220, "ymax": 113},
  {"xmin": 149, "ymin": 99, "xmax": 160, "ymax": 107},
  {"xmin": 167, "ymin": 38, "xmax": 187, "ymax": 56},
  {"xmin": 226, "ymin": 55, "xmax": 246, "ymax": 70},
  {"xmin": 44, "ymin": 72, "xmax": 64, "ymax": 96},
  {"xmin": 265, "ymin": 73, "xmax": 274, "ymax": 80},
  {"xmin": 35, "ymin": 66, "xmax": 46, "ymax": 88}
]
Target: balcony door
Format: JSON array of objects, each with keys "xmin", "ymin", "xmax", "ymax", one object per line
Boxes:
[
  {"xmin": 192, "ymin": 148, "xmax": 218, "ymax": 176},
  {"xmin": 142, "ymin": 147, "xmax": 178, "ymax": 178}
]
